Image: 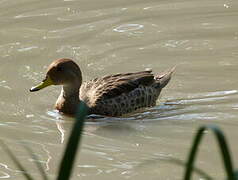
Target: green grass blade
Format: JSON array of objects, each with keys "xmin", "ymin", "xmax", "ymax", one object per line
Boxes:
[
  {"xmin": 208, "ymin": 125, "xmax": 235, "ymax": 180},
  {"xmin": 167, "ymin": 158, "xmax": 213, "ymax": 180},
  {"xmin": 137, "ymin": 157, "xmax": 213, "ymax": 180},
  {"xmin": 0, "ymin": 140, "xmax": 34, "ymax": 180},
  {"xmin": 56, "ymin": 101, "xmax": 88, "ymax": 180},
  {"xmin": 233, "ymin": 170, "xmax": 238, "ymax": 179},
  {"xmin": 184, "ymin": 125, "xmax": 235, "ymax": 180},
  {"xmin": 22, "ymin": 143, "xmax": 48, "ymax": 180}
]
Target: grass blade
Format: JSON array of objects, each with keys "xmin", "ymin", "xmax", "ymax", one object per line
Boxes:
[
  {"xmin": 184, "ymin": 125, "xmax": 235, "ymax": 180},
  {"xmin": 0, "ymin": 140, "xmax": 34, "ymax": 180},
  {"xmin": 22, "ymin": 143, "xmax": 48, "ymax": 180},
  {"xmin": 167, "ymin": 158, "xmax": 213, "ymax": 180},
  {"xmin": 57, "ymin": 101, "xmax": 88, "ymax": 180},
  {"xmin": 137, "ymin": 157, "xmax": 213, "ymax": 180}
]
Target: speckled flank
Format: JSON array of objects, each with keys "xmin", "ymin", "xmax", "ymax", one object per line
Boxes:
[{"xmin": 92, "ymin": 85, "xmax": 161, "ymax": 116}]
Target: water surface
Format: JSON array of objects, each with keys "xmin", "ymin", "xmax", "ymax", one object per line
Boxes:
[{"xmin": 0, "ymin": 0, "xmax": 238, "ymax": 179}]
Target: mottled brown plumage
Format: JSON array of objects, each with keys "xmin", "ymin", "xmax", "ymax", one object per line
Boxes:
[{"xmin": 30, "ymin": 58, "xmax": 174, "ymax": 116}]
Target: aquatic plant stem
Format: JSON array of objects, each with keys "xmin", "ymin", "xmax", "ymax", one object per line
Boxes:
[
  {"xmin": 184, "ymin": 125, "xmax": 235, "ymax": 180},
  {"xmin": 0, "ymin": 140, "xmax": 34, "ymax": 180},
  {"xmin": 56, "ymin": 102, "xmax": 88, "ymax": 180}
]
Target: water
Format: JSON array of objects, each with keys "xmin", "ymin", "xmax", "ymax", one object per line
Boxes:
[{"xmin": 0, "ymin": 0, "xmax": 238, "ymax": 179}]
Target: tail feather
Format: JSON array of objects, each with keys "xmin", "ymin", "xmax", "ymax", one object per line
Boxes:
[{"xmin": 155, "ymin": 66, "xmax": 175, "ymax": 88}]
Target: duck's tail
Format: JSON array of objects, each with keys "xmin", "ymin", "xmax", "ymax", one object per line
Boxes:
[{"xmin": 155, "ymin": 66, "xmax": 176, "ymax": 89}]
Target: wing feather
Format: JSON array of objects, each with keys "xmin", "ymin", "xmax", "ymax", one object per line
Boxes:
[{"xmin": 80, "ymin": 71, "xmax": 154, "ymax": 106}]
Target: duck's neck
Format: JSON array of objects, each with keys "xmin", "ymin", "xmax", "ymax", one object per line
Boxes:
[{"xmin": 55, "ymin": 84, "xmax": 80, "ymax": 115}]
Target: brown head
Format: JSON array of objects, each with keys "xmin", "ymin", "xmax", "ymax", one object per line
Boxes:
[{"xmin": 30, "ymin": 58, "xmax": 82, "ymax": 92}]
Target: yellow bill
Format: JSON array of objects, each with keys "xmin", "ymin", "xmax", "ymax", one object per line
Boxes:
[{"xmin": 30, "ymin": 76, "xmax": 54, "ymax": 92}]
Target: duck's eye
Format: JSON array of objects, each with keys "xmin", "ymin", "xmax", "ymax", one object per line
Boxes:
[{"xmin": 56, "ymin": 67, "xmax": 63, "ymax": 72}]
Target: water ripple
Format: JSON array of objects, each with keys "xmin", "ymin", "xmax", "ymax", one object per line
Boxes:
[
  {"xmin": 113, "ymin": 24, "xmax": 144, "ymax": 33},
  {"xmin": 0, "ymin": 171, "xmax": 10, "ymax": 179}
]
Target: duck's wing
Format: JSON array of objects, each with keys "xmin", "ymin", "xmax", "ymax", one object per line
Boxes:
[{"xmin": 80, "ymin": 70, "xmax": 154, "ymax": 105}]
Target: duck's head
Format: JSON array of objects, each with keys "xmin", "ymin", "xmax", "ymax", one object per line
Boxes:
[{"xmin": 30, "ymin": 58, "xmax": 82, "ymax": 92}]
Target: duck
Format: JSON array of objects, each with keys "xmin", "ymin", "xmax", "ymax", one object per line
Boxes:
[{"xmin": 30, "ymin": 58, "xmax": 174, "ymax": 116}]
